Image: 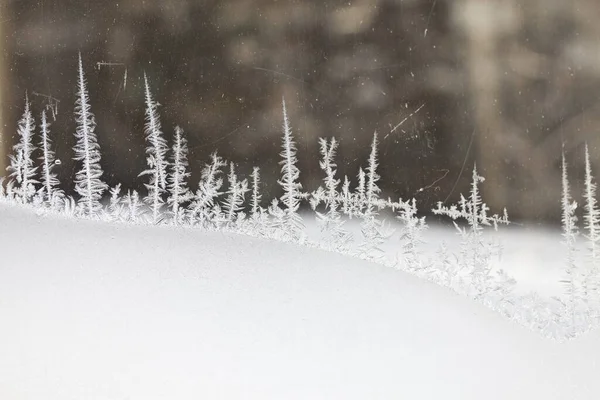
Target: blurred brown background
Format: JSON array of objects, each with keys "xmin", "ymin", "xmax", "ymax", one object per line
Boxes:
[{"xmin": 1, "ymin": 0, "xmax": 600, "ymax": 223}]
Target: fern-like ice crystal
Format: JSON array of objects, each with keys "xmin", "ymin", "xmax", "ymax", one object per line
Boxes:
[{"xmin": 73, "ymin": 53, "xmax": 107, "ymax": 216}]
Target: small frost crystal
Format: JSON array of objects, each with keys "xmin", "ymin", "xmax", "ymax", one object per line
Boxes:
[
  {"xmin": 357, "ymin": 168, "xmax": 366, "ymax": 208},
  {"xmin": 434, "ymin": 166, "xmax": 509, "ymax": 232},
  {"xmin": 311, "ymin": 137, "xmax": 351, "ymax": 251},
  {"xmin": 365, "ymin": 132, "xmax": 381, "ymax": 212},
  {"xmin": 340, "ymin": 176, "xmax": 352, "ymax": 216},
  {"xmin": 62, "ymin": 196, "xmax": 78, "ymax": 217},
  {"xmin": 433, "ymin": 165, "xmax": 509, "ymax": 293},
  {"xmin": 125, "ymin": 189, "xmax": 143, "ymax": 222},
  {"xmin": 189, "ymin": 152, "xmax": 227, "ymax": 227},
  {"xmin": 39, "ymin": 110, "xmax": 63, "ymax": 207},
  {"xmin": 73, "ymin": 53, "xmax": 107, "ymax": 216},
  {"xmin": 247, "ymin": 166, "xmax": 270, "ymax": 235},
  {"xmin": 561, "ymin": 151, "xmax": 580, "ymax": 308},
  {"xmin": 140, "ymin": 74, "xmax": 169, "ymax": 224},
  {"xmin": 250, "ymin": 166, "xmax": 263, "ymax": 218},
  {"xmin": 167, "ymin": 126, "xmax": 192, "ymax": 224},
  {"xmin": 276, "ymin": 98, "xmax": 304, "ymax": 242},
  {"xmin": 392, "ymin": 198, "xmax": 427, "ymax": 271},
  {"xmin": 357, "ymin": 132, "xmax": 391, "ymax": 260},
  {"xmin": 105, "ymin": 184, "xmax": 124, "ymax": 221},
  {"xmin": 222, "ymin": 162, "xmax": 248, "ymax": 226},
  {"xmin": 7, "ymin": 94, "xmax": 37, "ymax": 202},
  {"xmin": 583, "ymin": 144, "xmax": 600, "ymax": 301}
]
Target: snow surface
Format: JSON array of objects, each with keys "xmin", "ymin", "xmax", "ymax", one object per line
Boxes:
[
  {"xmin": 0, "ymin": 205, "xmax": 599, "ymax": 399},
  {"xmin": 306, "ymin": 217, "xmax": 568, "ymax": 298}
]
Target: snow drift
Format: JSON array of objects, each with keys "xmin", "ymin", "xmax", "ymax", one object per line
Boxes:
[{"xmin": 0, "ymin": 205, "xmax": 598, "ymax": 400}]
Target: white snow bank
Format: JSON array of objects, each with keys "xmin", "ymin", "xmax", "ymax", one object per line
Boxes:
[{"xmin": 0, "ymin": 205, "xmax": 598, "ymax": 400}]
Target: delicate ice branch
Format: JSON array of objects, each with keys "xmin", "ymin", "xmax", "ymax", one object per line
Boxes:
[
  {"xmin": 7, "ymin": 93, "xmax": 37, "ymax": 202},
  {"xmin": 433, "ymin": 165, "xmax": 509, "ymax": 292},
  {"xmin": 251, "ymin": 166, "xmax": 262, "ymax": 218},
  {"xmin": 167, "ymin": 126, "xmax": 191, "ymax": 224},
  {"xmin": 222, "ymin": 163, "xmax": 248, "ymax": 225},
  {"xmin": 106, "ymin": 184, "xmax": 124, "ymax": 221},
  {"xmin": 125, "ymin": 189, "xmax": 143, "ymax": 223},
  {"xmin": 39, "ymin": 110, "xmax": 63, "ymax": 207},
  {"xmin": 393, "ymin": 198, "xmax": 427, "ymax": 270},
  {"xmin": 582, "ymin": 143, "xmax": 600, "ymax": 303},
  {"xmin": 140, "ymin": 73, "xmax": 169, "ymax": 224},
  {"xmin": 311, "ymin": 137, "xmax": 351, "ymax": 251},
  {"xmin": 73, "ymin": 53, "xmax": 107, "ymax": 216},
  {"xmin": 277, "ymin": 98, "xmax": 304, "ymax": 241},
  {"xmin": 357, "ymin": 132, "xmax": 391, "ymax": 260},
  {"xmin": 584, "ymin": 143, "xmax": 600, "ymax": 269},
  {"xmin": 561, "ymin": 151, "xmax": 579, "ymax": 307},
  {"xmin": 189, "ymin": 152, "xmax": 227, "ymax": 227},
  {"xmin": 365, "ymin": 132, "xmax": 381, "ymax": 214}
]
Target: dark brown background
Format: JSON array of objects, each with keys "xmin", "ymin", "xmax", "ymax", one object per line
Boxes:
[{"xmin": 2, "ymin": 0, "xmax": 600, "ymax": 223}]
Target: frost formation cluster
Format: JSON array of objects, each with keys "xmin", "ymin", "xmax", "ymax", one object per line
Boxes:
[{"xmin": 3, "ymin": 55, "xmax": 600, "ymax": 340}]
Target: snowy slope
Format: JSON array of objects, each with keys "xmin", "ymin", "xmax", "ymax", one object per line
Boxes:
[
  {"xmin": 306, "ymin": 217, "xmax": 568, "ymax": 298},
  {"xmin": 0, "ymin": 204, "xmax": 598, "ymax": 400}
]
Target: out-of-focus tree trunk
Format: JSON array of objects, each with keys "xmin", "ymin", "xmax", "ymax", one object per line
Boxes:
[
  {"xmin": 454, "ymin": 0, "xmax": 521, "ymax": 211},
  {"xmin": 454, "ymin": 0, "xmax": 524, "ymax": 209},
  {"xmin": 454, "ymin": 0, "xmax": 600, "ymax": 220}
]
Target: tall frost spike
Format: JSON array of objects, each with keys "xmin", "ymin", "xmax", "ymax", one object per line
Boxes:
[
  {"xmin": 312, "ymin": 137, "xmax": 351, "ymax": 251},
  {"xmin": 365, "ymin": 131, "xmax": 381, "ymax": 213},
  {"xmin": 432, "ymin": 165, "xmax": 509, "ymax": 292},
  {"xmin": 561, "ymin": 151, "xmax": 579, "ymax": 307},
  {"xmin": 391, "ymin": 198, "xmax": 427, "ymax": 271},
  {"xmin": 189, "ymin": 152, "xmax": 227, "ymax": 227},
  {"xmin": 73, "ymin": 53, "xmax": 107, "ymax": 216},
  {"xmin": 583, "ymin": 143, "xmax": 600, "ymax": 300},
  {"xmin": 251, "ymin": 166, "xmax": 262, "ymax": 217},
  {"xmin": 357, "ymin": 132, "xmax": 389, "ymax": 260},
  {"xmin": 39, "ymin": 110, "xmax": 63, "ymax": 206},
  {"xmin": 167, "ymin": 126, "xmax": 191, "ymax": 224},
  {"xmin": 7, "ymin": 93, "xmax": 37, "ymax": 202},
  {"xmin": 584, "ymin": 144, "xmax": 600, "ymax": 263},
  {"xmin": 222, "ymin": 162, "xmax": 248, "ymax": 225},
  {"xmin": 140, "ymin": 73, "xmax": 169, "ymax": 224},
  {"xmin": 277, "ymin": 98, "xmax": 304, "ymax": 241}
]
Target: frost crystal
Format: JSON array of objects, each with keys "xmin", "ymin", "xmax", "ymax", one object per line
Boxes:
[
  {"xmin": 7, "ymin": 94, "xmax": 37, "ymax": 202},
  {"xmin": 561, "ymin": 151, "xmax": 579, "ymax": 308},
  {"xmin": 357, "ymin": 132, "xmax": 391, "ymax": 260},
  {"xmin": 433, "ymin": 165, "xmax": 509, "ymax": 294},
  {"xmin": 276, "ymin": 98, "xmax": 304, "ymax": 242},
  {"xmin": 189, "ymin": 152, "xmax": 226, "ymax": 228},
  {"xmin": 222, "ymin": 162, "xmax": 248, "ymax": 226},
  {"xmin": 73, "ymin": 53, "xmax": 107, "ymax": 216},
  {"xmin": 583, "ymin": 143, "xmax": 600, "ymax": 302},
  {"xmin": 140, "ymin": 73, "xmax": 169, "ymax": 224},
  {"xmin": 311, "ymin": 137, "xmax": 351, "ymax": 251},
  {"xmin": 167, "ymin": 126, "xmax": 192, "ymax": 225},
  {"xmin": 7, "ymin": 61, "xmax": 600, "ymax": 340},
  {"xmin": 39, "ymin": 110, "xmax": 63, "ymax": 207}
]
